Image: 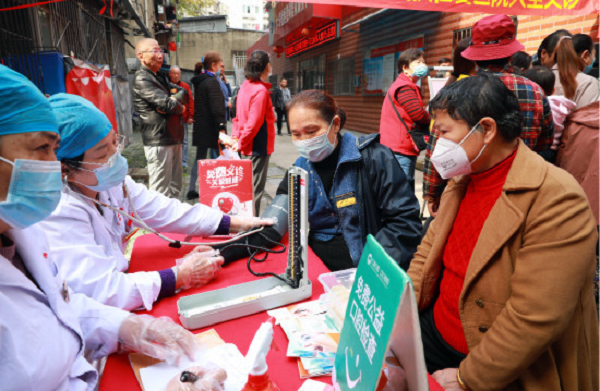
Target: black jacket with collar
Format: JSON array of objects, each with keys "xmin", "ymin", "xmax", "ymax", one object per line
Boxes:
[
  {"xmin": 132, "ymin": 66, "xmax": 187, "ymax": 146},
  {"xmin": 191, "ymin": 73, "xmax": 226, "ymax": 149}
]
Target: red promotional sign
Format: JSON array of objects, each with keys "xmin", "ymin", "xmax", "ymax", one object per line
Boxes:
[
  {"xmin": 286, "ymin": 20, "xmax": 339, "ymax": 57},
  {"xmin": 275, "ymin": 0, "xmax": 597, "ymax": 16},
  {"xmin": 397, "ymin": 37, "xmax": 424, "ymax": 52},
  {"xmin": 197, "ymin": 160, "xmax": 254, "ymax": 218},
  {"xmin": 65, "ymin": 59, "xmax": 118, "ymax": 134},
  {"xmin": 371, "ymin": 45, "xmax": 397, "ymax": 58}
]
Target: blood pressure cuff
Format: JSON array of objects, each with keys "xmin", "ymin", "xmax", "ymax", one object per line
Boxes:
[{"xmin": 215, "ymin": 195, "xmax": 289, "ymax": 266}]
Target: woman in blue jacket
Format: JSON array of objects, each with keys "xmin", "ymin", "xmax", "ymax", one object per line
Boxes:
[{"xmin": 219, "ymin": 90, "xmax": 422, "ymax": 271}]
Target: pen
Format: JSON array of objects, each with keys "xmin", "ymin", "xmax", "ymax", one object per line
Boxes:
[{"xmin": 180, "ymin": 370, "xmax": 200, "ymax": 383}]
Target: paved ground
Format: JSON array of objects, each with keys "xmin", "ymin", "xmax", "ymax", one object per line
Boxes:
[{"xmin": 122, "ymin": 122, "xmax": 431, "ymax": 218}]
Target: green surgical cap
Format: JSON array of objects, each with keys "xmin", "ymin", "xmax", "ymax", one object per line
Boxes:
[
  {"xmin": 49, "ymin": 93, "xmax": 112, "ymax": 160},
  {"xmin": 0, "ymin": 65, "xmax": 58, "ymax": 136}
]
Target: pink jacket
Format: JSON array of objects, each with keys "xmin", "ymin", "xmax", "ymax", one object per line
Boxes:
[
  {"xmin": 547, "ymin": 95, "xmax": 576, "ymax": 150},
  {"xmin": 556, "ymin": 102, "xmax": 599, "ymax": 223},
  {"xmin": 232, "ymin": 79, "xmax": 275, "ymax": 156}
]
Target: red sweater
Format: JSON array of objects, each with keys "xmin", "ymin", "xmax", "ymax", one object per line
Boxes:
[{"xmin": 433, "ymin": 149, "xmax": 517, "ymax": 354}]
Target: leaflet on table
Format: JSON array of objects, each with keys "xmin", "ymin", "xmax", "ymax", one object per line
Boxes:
[
  {"xmin": 287, "ymin": 331, "xmax": 339, "ymax": 358},
  {"xmin": 139, "ymin": 343, "xmax": 247, "ymax": 391},
  {"xmin": 299, "ymin": 356, "xmax": 335, "ymax": 378},
  {"xmin": 298, "ymin": 379, "xmax": 335, "ymax": 391},
  {"xmin": 267, "ymin": 300, "xmax": 327, "ymax": 324}
]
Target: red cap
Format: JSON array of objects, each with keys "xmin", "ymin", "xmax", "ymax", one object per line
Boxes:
[{"xmin": 462, "ymin": 15, "xmax": 525, "ymax": 61}]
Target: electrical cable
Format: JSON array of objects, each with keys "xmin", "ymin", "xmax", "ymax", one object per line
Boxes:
[{"xmin": 217, "ymin": 230, "xmax": 292, "ymax": 286}]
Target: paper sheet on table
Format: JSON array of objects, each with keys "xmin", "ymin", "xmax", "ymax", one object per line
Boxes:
[
  {"xmin": 298, "ymin": 379, "xmax": 335, "ymax": 391},
  {"xmin": 140, "ymin": 343, "xmax": 248, "ymax": 391},
  {"xmin": 129, "ymin": 329, "xmax": 225, "ymax": 390}
]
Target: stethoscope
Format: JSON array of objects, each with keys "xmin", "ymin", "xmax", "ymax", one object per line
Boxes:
[{"xmin": 63, "ymin": 181, "xmax": 264, "ymax": 249}]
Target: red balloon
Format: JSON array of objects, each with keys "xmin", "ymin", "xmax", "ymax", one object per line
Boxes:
[{"xmin": 168, "ymin": 41, "xmax": 177, "ymax": 52}]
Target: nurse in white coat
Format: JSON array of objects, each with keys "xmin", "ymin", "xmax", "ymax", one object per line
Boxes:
[
  {"xmin": 0, "ymin": 65, "xmax": 222, "ymax": 390},
  {"xmin": 40, "ymin": 94, "xmax": 272, "ymax": 311}
]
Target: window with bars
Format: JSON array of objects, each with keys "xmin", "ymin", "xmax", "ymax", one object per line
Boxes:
[
  {"xmin": 331, "ymin": 57, "xmax": 355, "ymax": 96},
  {"xmin": 453, "ymin": 16, "xmax": 518, "ymax": 49}
]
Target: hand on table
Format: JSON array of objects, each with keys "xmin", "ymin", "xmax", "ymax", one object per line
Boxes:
[
  {"xmin": 381, "ymin": 355, "xmax": 408, "ymax": 391},
  {"xmin": 432, "ymin": 368, "xmax": 463, "ymax": 391},
  {"xmin": 229, "ymin": 216, "xmax": 274, "ymax": 233},
  {"xmin": 118, "ymin": 315, "xmax": 196, "ymax": 365},
  {"xmin": 177, "ymin": 251, "xmax": 225, "ymax": 290},
  {"xmin": 166, "ymin": 366, "xmax": 227, "ymax": 391}
]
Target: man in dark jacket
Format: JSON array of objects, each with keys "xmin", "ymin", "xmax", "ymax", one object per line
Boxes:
[
  {"xmin": 271, "ymin": 78, "xmax": 291, "ymax": 135},
  {"xmin": 187, "ymin": 51, "xmax": 226, "ymax": 200},
  {"xmin": 133, "ymin": 38, "xmax": 187, "ymax": 198}
]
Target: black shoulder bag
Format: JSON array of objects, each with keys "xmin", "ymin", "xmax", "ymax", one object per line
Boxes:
[{"xmin": 386, "ymin": 93, "xmax": 429, "ymax": 152}]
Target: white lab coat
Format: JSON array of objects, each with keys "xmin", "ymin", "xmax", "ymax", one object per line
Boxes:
[
  {"xmin": 0, "ymin": 225, "xmax": 129, "ymax": 391},
  {"xmin": 39, "ymin": 176, "xmax": 224, "ymax": 311}
]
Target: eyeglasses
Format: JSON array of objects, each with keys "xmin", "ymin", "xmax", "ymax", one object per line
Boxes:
[{"xmin": 141, "ymin": 48, "xmax": 165, "ymax": 54}]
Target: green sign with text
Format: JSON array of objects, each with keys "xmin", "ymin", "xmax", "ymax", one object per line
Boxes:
[{"xmin": 334, "ymin": 235, "xmax": 412, "ymax": 390}]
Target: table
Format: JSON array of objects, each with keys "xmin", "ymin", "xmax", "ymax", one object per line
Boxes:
[
  {"xmin": 99, "ymin": 233, "xmax": 443, "ymax": 391},
  {"xmin": 99, "ymin": 232, "xmax": 332, "ymax": 390}
]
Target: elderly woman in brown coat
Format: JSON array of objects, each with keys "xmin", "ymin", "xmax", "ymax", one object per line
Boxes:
[{"xmin": 408, "ymin": 73, "xmax": 598, "ymax": 391}]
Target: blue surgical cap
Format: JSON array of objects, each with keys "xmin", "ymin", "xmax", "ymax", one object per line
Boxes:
[
  {"xmin": 49, "ymin": 93, "xmax": 112, "ymax": 160},
  {"xmin": 0, "ymin": 65, "xmax": 58, "ymax": 136}
]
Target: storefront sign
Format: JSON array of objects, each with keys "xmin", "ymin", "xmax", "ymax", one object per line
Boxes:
[
  {"xmin": 275, "ymin": 0, "xmax": 597, "ymax": 16},
  {"xmin": 286, "ymin": 20, "xmax": 339, "ymax": 58},
  {"xmin": 334, "ymin": 235, "xmax": 427, "ymax": 390},
  {"xmin": 277, "ymin": 2, "xmax": 309, "ymax": 28}
]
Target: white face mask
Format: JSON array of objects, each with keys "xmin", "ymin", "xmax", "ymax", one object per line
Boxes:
[
  {"xmin": 293, "ymin": 117, "xmax": 337, "ymax": 162},
  {"xmin": 430, "ymin": 122, "xmax": 487, "ymax": 179}
]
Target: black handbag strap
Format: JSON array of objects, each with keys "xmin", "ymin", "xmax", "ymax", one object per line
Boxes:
[{"xmin": 387, "ymin": 91, "xmax": 413, "ymax": 134}]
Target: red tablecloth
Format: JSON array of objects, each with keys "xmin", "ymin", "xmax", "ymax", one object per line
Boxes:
[
  {"xmin": 98, "ymin": 233, "xmax": 444, "ymax": 391},
  {"xmin": 99, "ymin": 233, "xmax": 331, "ymax": 391}
]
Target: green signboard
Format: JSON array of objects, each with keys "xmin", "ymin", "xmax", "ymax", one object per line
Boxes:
[{"xmin": 334, "ymin": 235, "xmax": 427, "ymax": 390}]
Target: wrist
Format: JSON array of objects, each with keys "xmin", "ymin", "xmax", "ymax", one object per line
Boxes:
[
  {"xmin": 158, "ymin": 268, "xmax": 178, "ymax": 298},
  {"xmin": 457, "ymin": 368, "xmax": 470, "ymax": 391}
]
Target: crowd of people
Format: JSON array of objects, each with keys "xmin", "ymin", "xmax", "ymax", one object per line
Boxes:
[{"xmin": 0, "ymin": 11, "xmax": 598, "ymax": 391}]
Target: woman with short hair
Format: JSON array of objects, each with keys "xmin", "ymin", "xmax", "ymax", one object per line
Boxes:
[
  {"xmin": 410, "ymin": 73, "xmax": 598, "ymax": 390},
  {"xmin": 379, "ymin": 48, "xmax": 431, "ymax": 188},
  {"xmin": 220, "ymin": 90, "xmax": 422, "ymax": 272}
]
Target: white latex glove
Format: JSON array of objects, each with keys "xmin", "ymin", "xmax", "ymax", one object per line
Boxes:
[
  {"xmin": 118, "ymin": 315, "xmax": 196, "ymax": 365},
  {"xmin": 166, "ymin": 366, "xmax": 227, "ymax": 391},
  {"xmin": 176, "ymin": 252, "xmax": 224, "ymax": 290},
  {"xmin": 229, "ymin": 216, "xmax": 274, "ymax": 233}
]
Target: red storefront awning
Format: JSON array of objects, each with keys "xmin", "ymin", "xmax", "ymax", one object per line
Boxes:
[{"xmin": 274, "ymin": 0, "xmax": 598, "ymax": 16}]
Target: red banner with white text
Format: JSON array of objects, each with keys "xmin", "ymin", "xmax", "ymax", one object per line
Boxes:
[{"xmin": 275, "ymin": 0, "xmax": 598, "ymax": 16}]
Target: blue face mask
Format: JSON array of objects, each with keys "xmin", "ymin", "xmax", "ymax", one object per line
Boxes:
[
  {"xmin": 0, "ymin": 156, "xmax": 63, "ymax": 229},
  {"xmin": 76, "ymin": 149, "xmax": 129, "ymax": 192},
  {"xmin": 293, "ymin": 117, "xmax": 337, "ymax": 162},
  {"xmin": 412, "ymin": 64, "xmax": 429, "ymax": 79},
  {"xmin": 584, "ymin": 57, "xmax": 595, "ymax": 74}
]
